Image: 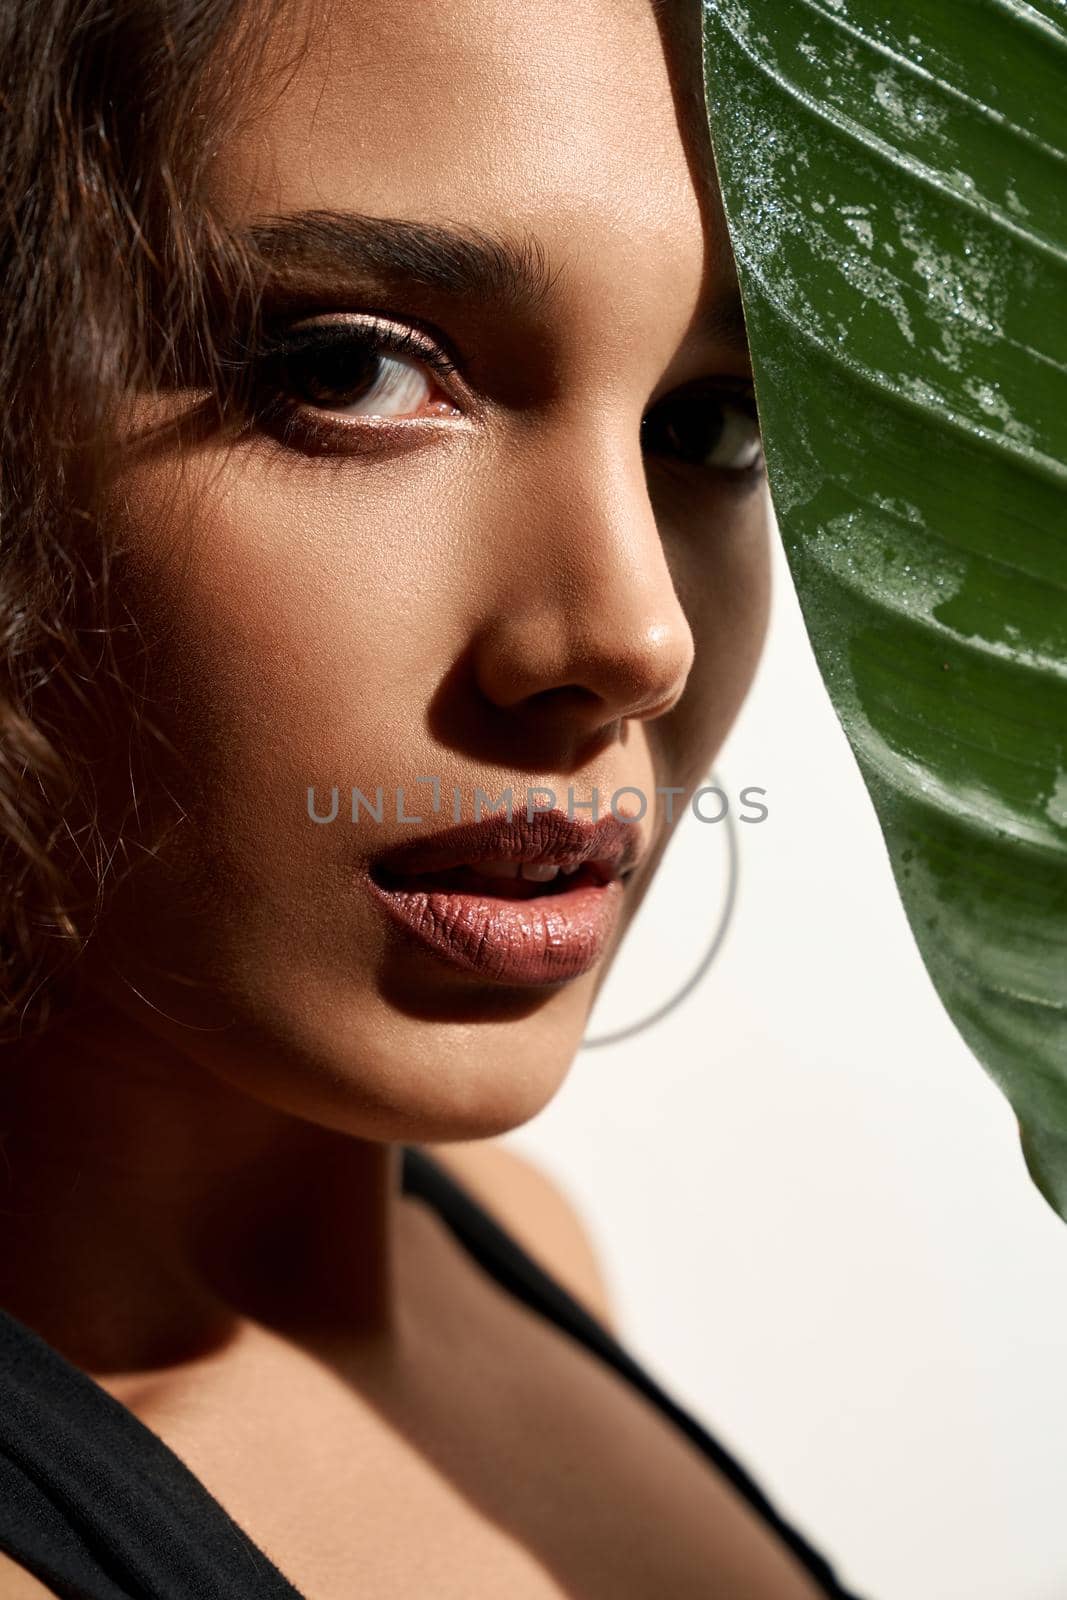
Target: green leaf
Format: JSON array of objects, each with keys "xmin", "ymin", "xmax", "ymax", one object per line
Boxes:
[{"xmin": 701, "ymin": 0, "xmax": 1067, "ymax": 1216}]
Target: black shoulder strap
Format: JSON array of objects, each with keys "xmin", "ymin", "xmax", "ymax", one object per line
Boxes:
[
  {"xmin": 0, "ymin": 1308, "xmax": 303, "ymax": 1600},
  {"xmin": 401, "ymin": 1144, "xmax": 865, "ymax": 1600},
  {"xmin": 0, "ymin": 1147, "xmax": 863, "ymax": 1600}
]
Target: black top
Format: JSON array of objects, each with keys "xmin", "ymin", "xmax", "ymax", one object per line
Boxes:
[{"xmin": 0, "ymin": 1144, "xmax": 866, "ymax": 1599}]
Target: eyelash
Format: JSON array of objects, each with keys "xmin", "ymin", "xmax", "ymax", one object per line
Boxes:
[
  {"xmin": 245, "ymin": 314, "xmax": 764, "ymax": 480},
  {"xmin": 245, "ymin": 315, "xmax": 464, "ymax": 453},
  {"xmin": 642, "ymin": 380, "xmax": 764, "ymax": 484}
]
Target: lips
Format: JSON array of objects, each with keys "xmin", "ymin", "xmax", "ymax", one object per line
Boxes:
[{"xmin": 365, "ymin": 807, "xmax": 643, "ymax": 986}]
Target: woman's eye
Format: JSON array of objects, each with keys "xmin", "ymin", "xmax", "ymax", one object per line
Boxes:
[
  {"xmin": 641, "ymin": 386, "xmax": 764, "ymax": 475},
  {"xmin": 288, "ymin": 345, "xmax": 430, "ymax": 418},
  {"xmin": 252, "ymin": 317, "xmax": 462, "ymax": 429}
]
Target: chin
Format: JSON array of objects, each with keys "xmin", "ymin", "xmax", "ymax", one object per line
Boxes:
[
  {"xmin": 93, "ymin": 938, "xmax": 594, "ymax": 1145},
  {"xmin": 209, "ymin": 1001, "xmax": 582, "ymax": 1145}
]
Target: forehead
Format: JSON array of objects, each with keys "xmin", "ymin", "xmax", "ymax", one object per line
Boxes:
[{"xmin": 209, "ymin": 0, "xmax": 726, "ymax": 324}]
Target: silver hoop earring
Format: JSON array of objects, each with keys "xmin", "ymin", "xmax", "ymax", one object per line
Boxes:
[{"xmin": 580, "ymin": 768, "xmax": 740, "ymax": 1049}]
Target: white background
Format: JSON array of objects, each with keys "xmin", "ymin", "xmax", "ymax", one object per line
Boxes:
[{"xmin": 504, "ymin": 507, "xmax": 1067, "ymax": 1600}]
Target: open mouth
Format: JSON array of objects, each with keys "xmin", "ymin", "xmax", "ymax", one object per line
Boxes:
[
  {"xmin": 369, "ymin": 859, "xmax": 614, "ymax": 901},
  {"xmin": 362, "ymin": 807, "xmax": 641, "ymax": 986}
]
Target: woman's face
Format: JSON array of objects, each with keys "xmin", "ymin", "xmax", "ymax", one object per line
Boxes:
[{"xmin": 95, "ymin": 0, "xmax": 770, "ymax": 1139}]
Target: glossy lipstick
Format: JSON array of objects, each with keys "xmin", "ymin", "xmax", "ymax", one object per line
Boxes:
[{"xmin": 365, "ymin": 808, "xmax": 643, "ymax": 986}]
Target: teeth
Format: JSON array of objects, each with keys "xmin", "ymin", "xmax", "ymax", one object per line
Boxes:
[
  {"xmin": 474, "ymin": 860, "xmax": 523, "ymax": 879},
  {"xmin": 462, "ymin": 859, "xmax": 575, "ymax": 882},
  {"xmin": 560, "ymin": 863, "xmax": 582, "ymax": 876},
  {"xmin": 520, "ymin": 862, "xmax": 561, "ymax": 883}
]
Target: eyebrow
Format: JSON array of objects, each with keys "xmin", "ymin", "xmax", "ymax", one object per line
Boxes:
[
  {"xmin": 247, "ymin": 210, "xmax": 565, "ymax": 317},
  {"xmin": 244, "ymin": 209, "xmax": 750, "ymax": 356},
  {"xmin": 691, "ymin": 284, "xmax": 750, "ymax": 356}
]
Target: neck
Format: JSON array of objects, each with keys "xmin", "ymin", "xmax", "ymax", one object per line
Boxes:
[{"xmin": 0, "ymin": 998, "xmax": 403, "ymax": 1377}]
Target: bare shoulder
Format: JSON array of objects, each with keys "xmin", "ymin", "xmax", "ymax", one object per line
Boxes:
[
  {"xmin": 0, "ymin": 1550, "xmax": 62, "ymax": 1598},
  {"xmin": 421, "ymin": 1138, "xmax": 617, "ymax": 1332}
]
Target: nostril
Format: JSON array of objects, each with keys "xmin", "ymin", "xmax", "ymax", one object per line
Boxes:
[
  {"xmin": 476, "ymin": 643, "xmax": 691, "ymax": 729},
  {"xmin": 523, "ymin": 683, "xmax": 607, "ymax": 716}
]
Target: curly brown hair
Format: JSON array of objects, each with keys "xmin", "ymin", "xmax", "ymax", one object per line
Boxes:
[
  {"xmin": 1, "ymin": 0, "xmax": 707, "ymax": 1045},
  {"xmin": 0, "ymin": 0, "xmax": 296, "ymax": 1042}
]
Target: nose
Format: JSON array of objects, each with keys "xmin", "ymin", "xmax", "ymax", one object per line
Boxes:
[{"xmin": 471, "ymin": 417, "xmax": 696, "ymax": 738}]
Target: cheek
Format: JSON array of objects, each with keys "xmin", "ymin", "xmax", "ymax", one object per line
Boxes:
[
  {"xmin": 108, "ymin": 447, "xmax": 460, "ymax": 820},
  {"xmin": 94, "ymin": 446, "xmax": 466, "ymax": 1025},
  {"xmin": 664, "ymin": 488, "xmax": 772, "ymax": 787}
]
